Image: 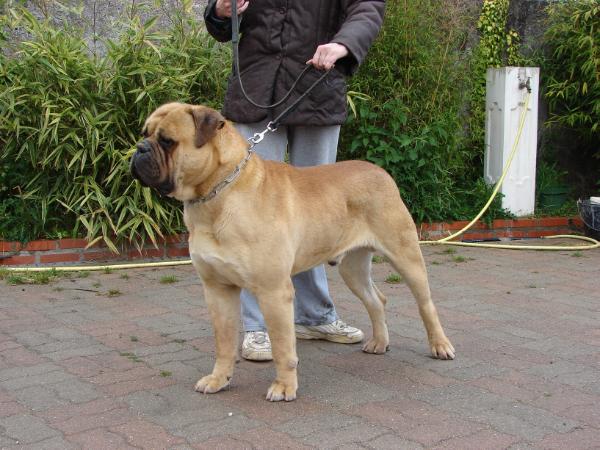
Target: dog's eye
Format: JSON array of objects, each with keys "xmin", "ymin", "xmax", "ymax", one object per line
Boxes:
[{"xmin": 158, "ymin": 136, "xmax": 175, "ymax": 150}]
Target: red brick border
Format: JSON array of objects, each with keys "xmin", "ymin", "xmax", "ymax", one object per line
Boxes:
[
  {"xmin": 0, "ymin": 233, "xmax": 190, "ymax": 268},
  {"xmin": 418, "ymin": 217, "xmax": 584, "ymax": 241},
  {"xmin": 0, "ymin": 217, "xmax": 585, "ymax": 267}
]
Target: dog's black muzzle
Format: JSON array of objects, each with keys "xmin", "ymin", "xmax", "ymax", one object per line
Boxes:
[{"xmin": 130, "ymin": 140, "xmax": 174, "ymax": 196}]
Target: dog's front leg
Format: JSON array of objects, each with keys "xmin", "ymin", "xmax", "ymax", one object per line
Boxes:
[
  {"xmin": 195, "ymin": 281, "xmax": 241, "ymax": 394},
  {"xmin": 256, "ymin": 281, "xmax": 298, "ymax": 402}
]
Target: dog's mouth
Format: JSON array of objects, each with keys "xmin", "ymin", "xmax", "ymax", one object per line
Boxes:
[{"xmin": 130, "ymin": 145, "xmax": 174, "ymax": 197}]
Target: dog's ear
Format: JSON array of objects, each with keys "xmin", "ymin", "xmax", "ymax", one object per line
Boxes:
[{"xmin": 190, "ymin": 107, "xmax": 225, "ymax": 148}]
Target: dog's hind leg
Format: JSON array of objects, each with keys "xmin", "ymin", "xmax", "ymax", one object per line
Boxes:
[
  {"xmin": 195, "ymin": 282, "xmax": 241, "ymax": 394},
  {"xmin": 379, "ymin": 231, "xmax": 455, "ymax": 360},
  {"xmin": 255, "ymin": 280, "xmax": 298, "ymax": 402},
  {"xmin": 339, "ymin": 248, "xmax": 389, "ymax": 354}
]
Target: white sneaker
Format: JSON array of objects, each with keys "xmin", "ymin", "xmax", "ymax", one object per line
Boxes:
[
  {"xmin": 295, "ymin": 320, "xmax": 364, "ymax": 344},
  {"xmin": 241, "ymin": 331, "xmax": 273, "ymax": 361}
]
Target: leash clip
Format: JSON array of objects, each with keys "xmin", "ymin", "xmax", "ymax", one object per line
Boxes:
[
  {"xmin": 248, "ymin": 121, "xmax": 277, "ymax": 147},
  {"xmin": 249, "ymin": 130, "xmax": 266, "ymax": 146}
]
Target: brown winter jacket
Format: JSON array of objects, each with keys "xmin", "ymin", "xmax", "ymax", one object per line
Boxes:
[{"xmin": 204, "ymin": 0, "xmax": 385, "ymax": 126}]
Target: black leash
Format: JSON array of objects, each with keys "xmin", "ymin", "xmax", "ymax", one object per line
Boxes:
[
  {"xmin": 231, "ymin": 3, "xmax": 330, "ymax": 129},
  {"xmin": 185, "ymin": 4, "xmax": 332, "ymax": 205}
]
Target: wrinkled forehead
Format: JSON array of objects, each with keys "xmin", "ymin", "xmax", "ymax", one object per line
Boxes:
[{"xmin": 142, "ymin": 102, "xmax": 188, "ymax": 136}]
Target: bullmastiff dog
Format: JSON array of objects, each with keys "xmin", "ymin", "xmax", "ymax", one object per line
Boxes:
[{"xmin": 131, "ymin": 102, "xmax": 455, "ymax": 402}]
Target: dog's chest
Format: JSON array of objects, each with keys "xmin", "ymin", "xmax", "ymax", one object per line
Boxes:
[{"xmin": 189, "ymin": 230, "xmax": 248, "ymax": 285}]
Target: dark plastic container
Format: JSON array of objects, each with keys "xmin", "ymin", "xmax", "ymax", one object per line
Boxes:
[
  {"xmin": 539, "ymin": 186, "xmax": 569, "ymax": 209},
  {"xmin": 577, "ymin": 199, "xmax": 600, "ymax": 238}
]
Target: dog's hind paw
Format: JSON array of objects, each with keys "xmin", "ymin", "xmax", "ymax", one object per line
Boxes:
[
  {"xmin": 266, "ymin": 380, "xmax": 297, "ymax": 402},
  {"xmin": 194, "ymin": 374, "xmax": 230, "ymax": 394},
  {"xmin": 430, "ymin": 339, "xmax": 455, "ymax": 360}
]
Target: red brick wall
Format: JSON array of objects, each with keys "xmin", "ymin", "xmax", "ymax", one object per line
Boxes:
[{"xmin": 0, "ymin": 217, "xmax": 585, "ymax": 267}]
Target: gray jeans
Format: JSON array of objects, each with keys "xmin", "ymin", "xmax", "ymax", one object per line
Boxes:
[{"xmin": 234, "ymin": 121, "xmax": 341, "ymax": 332}]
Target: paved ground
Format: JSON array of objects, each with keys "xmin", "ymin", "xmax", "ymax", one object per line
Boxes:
[{"xmin": 0, "ymin": 239, "xmax": 599, "ymax": 449}]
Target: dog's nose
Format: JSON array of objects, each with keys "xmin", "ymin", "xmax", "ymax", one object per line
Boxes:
[{"xmin": 136, "ymin": 141, "xmax": 151, "ymax": 154}]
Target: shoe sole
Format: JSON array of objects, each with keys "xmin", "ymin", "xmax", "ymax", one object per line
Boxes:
[
  {"xmin": 295, "ymin": 332, "xmax": 363, "ymax": 344},
  {"xmin": 241, "ymin": 350, "xmax": 273, "ymax": 361}
]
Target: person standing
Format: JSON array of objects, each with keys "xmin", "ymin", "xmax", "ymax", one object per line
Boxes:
[{"xmin": 203, "ymin": 0, "xmax": 385, "ymax": 361}]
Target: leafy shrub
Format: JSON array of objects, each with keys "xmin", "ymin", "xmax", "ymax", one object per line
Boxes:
[
  {"xmin": 0, "ymin": 7, "xmax": 229, "ymax": 248},
  {"xmin": 464, "ymin": 0, "xmax": 523, "ymax": 174},
  {"xmin": 341, "ymin": 0, "xmax": 509, "ymax": 223},
  {"xmin": 1, "ymin": 1, "xmax": 518, "ymax": 247},
  {"xmin": 544, "ymin": 0, "xmax": 599, "ymax": 156}
]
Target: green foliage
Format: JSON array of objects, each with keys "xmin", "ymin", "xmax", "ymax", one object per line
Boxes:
[
  {"xmin": 0, "ymin": 268, "xmax": 64, "ymax": 285},
  {"xmin": 159, "ymin": 274, "xmax": 178, "ymax": 284},
  {"xmin": 0, "ymin": 0, "xmax": 531, "ymax": 247},
  {"xmin": 341, "ymin": 0, "xmax": 510, "ymax": 223},
  {"xmin": 347, "ymin": 102, "xmax": 459, "ymax": 222},
  {"xmin": 476, "ymin": 0, "xmax": 522, "ymax": 69},
  {"xmin": 544, "ymin": 0, "xmax": 599, "ymax": 156},
  {"xmin": 0, "ymin": 7, "xmax": 229, "ymax": 247},
  {"xmin": 341, "ymin": 1, "xmax": 464, "ymax": 222},
  {"xmin": 536, "ymin": 161, "xmax": 568, "ymax": 194},
  {"xmin": 385, "ymin": 273, "xmax": 403, "ymax": 284},
  {"xmin": 465, "ymin": 0, "xmax": 523, "ymax": 173}
]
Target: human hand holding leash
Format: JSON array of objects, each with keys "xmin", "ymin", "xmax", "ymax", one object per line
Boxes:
[
  {"xmin": 215, "ymin": 0, "xmax": 249, "ymax": 19},
  {"xmin": 307, "ymin": 43, "xmax": 349, "ymax": 71}
]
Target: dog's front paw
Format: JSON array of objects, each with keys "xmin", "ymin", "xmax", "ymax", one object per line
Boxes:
[
  {"xmin": 430, "ymin": 338, "xmax": 455, "ymax": 360},
  {"xmin": 194, "ymin": 374, "xmax": 231, "ymax": 394},
  {"xmin": 266, "ymin": 380, "xmax": 297, "ymax": 402},
  {"xmin": 362, "ymin": 337, "xmax": 389, "ymax": 354}
]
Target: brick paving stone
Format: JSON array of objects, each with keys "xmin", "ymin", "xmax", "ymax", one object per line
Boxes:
[
  {"xmin": 0, "ymin": 345, "xmax": 46, "ymax": 367},
  {"xmin": 559, "ymin": 403, "xmax": 600, "ymax": 428},
  {"xmin": 348, "ymin": 398, "xmax": 485, "ymax": 446},
  {"xmin": 534, "ymin": 427, "xmax": 600, "ymax": 449},
  {"xmin": 296, "ymin": 360, "xmax": 398, "ymax": 408},
  {"xmin": 98, "ymin": 373, "xmax": 178, "ymax": 396},
  {"xmin": 5, "ymin": 436, "xmax": 79, "ymax": 450},
  {"xmin": 300, "ymin": 422, "xmax": 390, "ymax": 449},
  {"xmin": 192, "ymin": 436, "xmax": 253, "ymax": 450},
  {"xmin": 43, "ymin": 343, "xmax": 110, "ymax": 361},
  {"xmin": 0, "ymin": 400, "xmax": 26, "ymax": 418},
  {"xmin": 0, "ymin": 389, "xmax": 27, "ymax": 418},
  {"xmin": 87, "ymin": 365, "xmax": 159, "ymax": 386},
  {"xmin": 0, "ymin": 367, "xmax": 75, "ymax": 391},
  {"xmin": 0, "ymin": 362, "xmax": 62, "ymax": 382},
  {"xmin": 0, "ymin": 341, "xmax": 20, "ymax": 352},
  {"xmin": 410, "ymin": 384, "xmax": 579, "ymax": 440},
  {"xmin": 173, "ymin": 415, "xmax": 264, "ymax": 444},
  {"xmin": 431, "ymin": 429, "xmax": 521, "ymax": 449},
  {"xmin": 109, "ymin": 419, "xmax": 186, "ymax": 449},
  {"xmin": 216, "ymin": 368, "xmax": 328, "ymax": 425},
  {"xmin": 364, "ymin": 433, "xmax": 424, "ymax": 450},
  {"xmin": 0, "ymin": 435, "xmax": 18, "ymax": 447},
  {"xmin": 41, "ymin": 398, "xmax": 134, "ymax": 435},
  {"xmin": 49, "ymin": 407, "xmax": 135, "ymax": 435},
  {"xmin": 50, "ymin": 379, "xmax": 100, "ymax": 403},
  {"xmin": 11, "ymin": 385, "xmax": 68, "ymax": 411},
  {"xmin": 506, "ymin": 442, "xmax": 537, "ymax": 450},
  {"xmin": 226, "ymin": 427, "xmax": 314, "ymax": 450},
  {"xmin": 66, "ymin": 428, "xmax": 139, "ymax": 449},
  {"xmin": 528, "ymin": 387, "xmax": 600, "ymax": 415},
  {"xmin": 0, "ymin": 239, "xmax": 598, "ymax": 448},
  {"xmin": 274, "ymin": 412, "xmax": 361, "ymax": 439},
  {"xmin": 467, "ymin": 376, "xmax": 539, "ymax": 403},
  {"xmin": 0, "ymin": 414, "xmax": 61, "ymax": 444}
]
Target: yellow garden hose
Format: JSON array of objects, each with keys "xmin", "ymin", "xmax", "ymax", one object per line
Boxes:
[
  {"xmin": 3, "ymin": 91, "xmax": 598, "ymax": 274},
  {"xmin": 420, "ymin": 90, "xmax": 599, "ymax": 251},
  {"xmin": 1, "ymin": 260, "xmax": 192, "ymax": 273}
]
